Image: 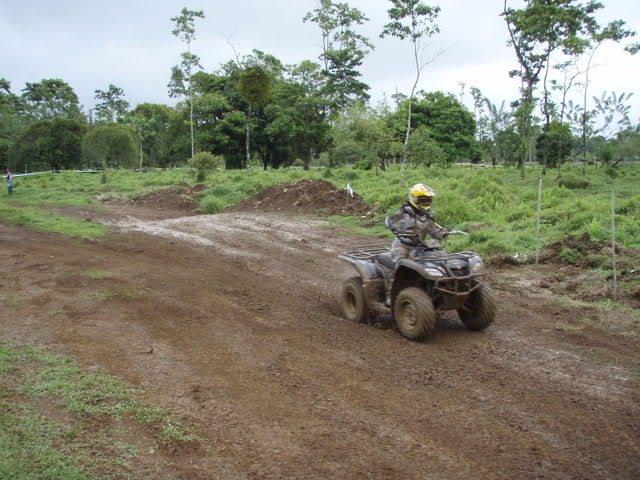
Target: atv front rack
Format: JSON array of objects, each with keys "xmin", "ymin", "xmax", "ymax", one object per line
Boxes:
[{"xmin": 341, "ymin": 244, "xmax": 390, "ymax": 261}]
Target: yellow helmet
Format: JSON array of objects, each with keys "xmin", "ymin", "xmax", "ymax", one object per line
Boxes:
[{"xmin": 408, "ymin": 183, "xmax": 435, "ymax": 212}]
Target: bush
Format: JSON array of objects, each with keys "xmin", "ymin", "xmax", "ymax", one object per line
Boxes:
[
  {"xmin": 188, "ymin": 152, "xmax": 222, "ymax": 181},
  {"xmin": 199, "ymin": 196, "xmax": 226, "ymax": 214},
  {"xmin": 558, "ymin": 247, "xmax": 579, "ymax": 264},
  {"xmin": 558, "ymin": 176, "xmax": 590, "ymax": 189},
  {"xmin": 604, "ymin": 167, "xmax": 618, "ymax": 178},
  {"xmin": 355, "ymin": 159, "xmax": 373, "ymax": 170}
]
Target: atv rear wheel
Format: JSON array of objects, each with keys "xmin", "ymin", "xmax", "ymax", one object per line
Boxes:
[
  {"xmin": 341, "ymin": 277, "xmax": 369, "ymax": 323},
  {"xmin": 394, "ymin": 287, "xmax": 436, "ymax": 341},
  {"xmin": 457, "ymin": 281, "xmax": 496, "ymax": 331}
]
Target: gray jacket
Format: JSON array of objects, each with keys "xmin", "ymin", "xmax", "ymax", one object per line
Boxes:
[{"xmin": 385, "ymin": 202, "xmax": 448, "ymax": 247}]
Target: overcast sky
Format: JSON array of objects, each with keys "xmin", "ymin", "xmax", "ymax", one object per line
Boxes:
[{"xmin": 2, "ymin": 0, "xmax": 639, "ymax": 122}]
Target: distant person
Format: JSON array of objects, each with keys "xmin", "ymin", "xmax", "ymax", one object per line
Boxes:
[
  {"xmin": 5, "ymin": 168, "xmax": 13, "ymax": 194},
  {"xmin": 385, "ymin": 183, "xmax": 449, "ymax": 261}
]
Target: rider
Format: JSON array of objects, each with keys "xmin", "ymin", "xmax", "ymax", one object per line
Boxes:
[{"xmin": 385, "ymin": 183, "xmax": 449, "ymax": 260}]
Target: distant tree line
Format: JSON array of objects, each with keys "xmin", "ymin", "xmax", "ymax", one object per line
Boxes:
[{"xmin": 1, "ymin": 0, "xmax": 639, "ymax": 175}]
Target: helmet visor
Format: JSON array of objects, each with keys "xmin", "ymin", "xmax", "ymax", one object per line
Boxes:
[{"xmin": 415, "ymin": 195, "xmax": 432, "ymax": 207}]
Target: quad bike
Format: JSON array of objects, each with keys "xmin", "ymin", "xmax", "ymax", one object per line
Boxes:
[{"xmin": 338, "ymin": 233, "xmax": 496, "ymax": 341}]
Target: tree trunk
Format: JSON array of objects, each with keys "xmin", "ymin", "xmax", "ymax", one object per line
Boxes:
[
  {"xmin": 245, "ymin": 105, "xmax": 252, "ymax": 175},
  {"xmin": 304, "ymin": 148, "xmax": 313, "ymax": 171}
]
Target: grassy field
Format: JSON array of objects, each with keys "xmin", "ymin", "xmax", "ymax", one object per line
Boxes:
[
  {"xmin": 1, "ymin": 163, "xmax": 638, "ymax": 255},
  {"xmin": 0, "ymin": 342, "xmax": 193, "ymax": 479}
]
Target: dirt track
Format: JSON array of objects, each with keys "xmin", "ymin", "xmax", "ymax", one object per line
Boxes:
[{"xmin": 1, "ymin": 204, "xmax": 639, "ymax": 479}]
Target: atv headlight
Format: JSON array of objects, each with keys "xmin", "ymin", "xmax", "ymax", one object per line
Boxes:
[
  {"xmin": 469, "ymin": 255, "xmax": 484, "ymax": 274},
  {"xmin": 424, "ymin": 264, "xmax": 444, "ymax": 278}
]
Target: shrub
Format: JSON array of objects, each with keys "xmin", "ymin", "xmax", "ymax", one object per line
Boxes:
[
  {"xmin": 558, "ymin": 247, "xmax": 579, "ymax": 264},
  {"xmin": 199, "ymin": 196, "xmax": 226, "ymax": 214},
  {"xmin": 355, "ymin": 159, "xmax": 373, "ymax": 170},
  {"xmin": 558, "ymin": 176, "xmax": 590, "ymax": 189},
  {"xmin": 188, "ymin": 152, "xmax": 222, "ymax": 181},
  {"xmin": 604, "ymin": 167, "xmax": 618, "ymax": 178}
]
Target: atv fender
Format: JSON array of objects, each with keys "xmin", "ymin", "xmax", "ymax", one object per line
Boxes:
[
  {"xmin": 338, "ymin": 255, "xmax": 385, "ymax": 306},
  {"xmin": 390, "ymin": 259, "xmax": 435, "ymax": 312}
]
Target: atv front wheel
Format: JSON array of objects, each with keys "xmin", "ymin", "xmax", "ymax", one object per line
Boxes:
[
  {"xmin": 394, "ymin": 287, "xmax": 436, "ymax": 341},
  {"xmin": 457, "ymin": 281, "xmax": 496, "ymax": 331},
  {"xmin": 341, "ymin": 277, "xmax": 369, "ymax": 323}
]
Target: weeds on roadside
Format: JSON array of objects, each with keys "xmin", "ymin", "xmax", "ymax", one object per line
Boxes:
[{"xmin": 0, "ymin": 342, "xmax": 196, "ymax": 479}]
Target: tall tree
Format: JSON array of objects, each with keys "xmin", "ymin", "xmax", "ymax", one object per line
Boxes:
[
  {"xmin": 483, "ymin": 97, "xmax": 514, "ymax": 166},
  {"xmin": 380, "ymin": 0, "xmax": 441, "ymax": 182},
  {"xmin": 94, "ymin": 84, "xmax": 130, "ymax": 123},
  {"xmin": 10, "ymin": 118, "xmax": 86, "ymax": 171},
  {"xmin": 394, "ymin": 91, "xmax": 478, "ymax": 164},
  {"xmin": 127, "ymin": 103, "xmax": 184, "ymax": 167},
  {"xmin": 0, "ymin": 79, "xmax": 28, "ymax": 165},
  {"xmin": 304, "ymin": 0, "xmax": 374, "ymax": 113},
  {"xmin": 578, "ymin": 20, "xmax": 637, "ymax": 171},
  {"xmin": 502, "ymin": 0, "xmax": 606, "ymax": 174},
  {"xmin": 81, "ymin": 124, "xmax": 137, "ymax": 169},
  {"xmin": 236, "ymin": 65, "xmax": 273, "ymax": 174},
  {"xmin": 21, "ymin": 79, "xmax": 81, "ymax": 119},
  {"xmin": 169, "ymin": 7, "xmax": 205, "ymax": 158},
  {"xmin": 592, "ymin": 91, "xmax": 634, "ymax": 139},
  {"xmin": 287, "ymin": 61, "xmax": 332, "ymax": 170}
]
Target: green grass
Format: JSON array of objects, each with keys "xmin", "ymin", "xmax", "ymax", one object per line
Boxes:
[
  {"xmin": 2, "ymin": 163, "xmax": 639, "ymax": 255},
  {"xmin": 84, "ymin": 271, "xmax": 111, "ymax": 280},
  {"xmin": 0, "ymin": 342, "xmax": 195, "ymax": 479},
  {"xmin": 0, "ymin": 204, "xmax": 108, "ymax": 239}
]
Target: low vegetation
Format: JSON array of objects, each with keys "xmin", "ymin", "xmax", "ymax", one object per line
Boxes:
[
  {"xmin": 0, "ymin": 342, "xmax": 194, "ymax": 479},
  {"xmin": 1, "ymin": 163, "xmax": 638, "ymax": 255}
]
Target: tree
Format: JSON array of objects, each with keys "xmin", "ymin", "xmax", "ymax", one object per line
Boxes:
[
  {"xmin": 304, "ymin": 0, "xmax": 374, "ymax": 113},
  {"xmin": 21, "ymin": 78, "xmax": 82, "ymax": 119},
  {"xmin": 127, "ymin": 103, "xmax": 187, "ymax": 167},
  {"xmin": 380, "ymin": 0, "xmax": 441, "ymax": 181},
  {"xmin": 502, "ymin": 0, "xmax": 606, "ymax": 174},
  {"xmin": 0, "ymin": 79, "xmax": 28, "ymax": 166},
  {"xmin": 577, "ymin": 20, "xmax": 637, "ymax": 172},
  {"xmin": 483, "ymin": 97, "xmax": 514, "ymax": 166},
  {"xmin": 237, "ymin": 65, "xmax": 273, "ymax": 174},
  {"xmin": 614, "ymin": 130, "xmax": 640, "ymax": 163},
  {"xmin": 286, "ymin": 61, "xmax": 332, "ymax": 170},
  {"xmin": 536, "ymin": 120, "xmax": 573, "ymax": 169},
  {"xmin": 94, "ymin": 84, "xmax": 130, "ymax": 123},
  {"xmin": 169, "ymin": 7, "xmax": 205, "ymax": 158},
  {"xmin": 396, "ymin": 91, "xmax": 478, "ymax": 164},
  {"xmin": 9, "ymin": 118, "xmax": 86, "ymax": 171},
  {"xmin": 81, "ymin": 124, "xmax": 137, "ymax": 168},
  {"xmin": 406, "ymin": 125, "xmax": 444, "ymax": 167},
  {"xmin": 592, "ymin": 91, "xmax": 634, "ymax": 139}
]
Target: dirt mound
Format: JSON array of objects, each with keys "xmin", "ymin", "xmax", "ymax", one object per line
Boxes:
[
  {"xmin": 540, "ymin": 232, "xmax": 620, "ymax": 266},
  {"xmin": 538, "ymin": 232, "xmax": 640, "ymax": 307},
  {"xmin": 227, "ymin": 179, "xmax": 373, "ymax": 217},
  {"xmin": 129, "ymin": 183, "xmax": 206, "ymax": 214}
]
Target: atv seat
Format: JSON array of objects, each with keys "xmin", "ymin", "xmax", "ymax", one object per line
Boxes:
[{"xmin": 375, "ymin": 252, "xmax": 395, "ymax": 270}]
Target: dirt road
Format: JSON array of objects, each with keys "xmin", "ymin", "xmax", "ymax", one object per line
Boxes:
[{"xmin": 1, "ymin": 205, "xmax": 638, "ymax": 479}]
